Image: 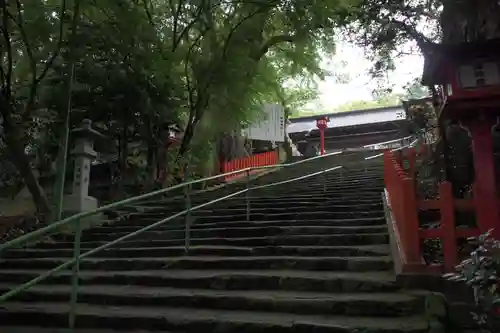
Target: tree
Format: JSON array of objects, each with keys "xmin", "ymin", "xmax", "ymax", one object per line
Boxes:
[
  {"xmin": 0, "ymin": 0, "xmax": 71, "ymax": 216},
  {"xmin": 342, "ymin": 0, "xmax": 500, "ymax": 76},
  {"xmin": 1, "ymin": 0, "xmax": 374, "ymax": 214}
]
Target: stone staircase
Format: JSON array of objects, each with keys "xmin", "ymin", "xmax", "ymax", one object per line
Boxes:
[{"xmin": 0, "ymin": 152, "xmax": 431, "ymax": 332}]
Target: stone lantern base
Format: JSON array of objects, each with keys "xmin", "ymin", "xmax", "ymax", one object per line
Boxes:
[{"xmin": 62, "ymin": 194, "xmax": 105, "ymax": 232}]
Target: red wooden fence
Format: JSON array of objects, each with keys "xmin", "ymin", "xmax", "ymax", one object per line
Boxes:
[
  {"xmin": 384, "ymin": 146, "xmax": 482, "ymax": 273},
  {"xmin": 221, "ymin": 150, "xmax": 279, "ymax": 182}
]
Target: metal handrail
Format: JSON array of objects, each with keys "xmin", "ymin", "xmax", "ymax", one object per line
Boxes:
[
  {"xmin": 0, "ymin": 149, "xmax": 349, "ymax": 251},
  {"xmin": 0, "ymin": 135, "xmax": 414, "ymax": 328}
]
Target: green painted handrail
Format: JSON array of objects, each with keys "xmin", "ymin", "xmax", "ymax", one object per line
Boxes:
[
  {"xmin": 0, "ymin": 148, "xmax": 347, "ymax": 251},
  {"xmin": 0, "ymin": 135, "xmax": 413, "ymax": 328}
]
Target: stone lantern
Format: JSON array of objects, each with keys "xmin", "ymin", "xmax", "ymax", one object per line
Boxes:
[{"xmin": 63, "ymin": 119, "xmax": 105, "ymax": 219}]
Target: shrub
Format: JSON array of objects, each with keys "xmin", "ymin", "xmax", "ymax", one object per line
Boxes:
[{"xmin": 444, "ymin": 230, "xmax": 500, "ymax": 332}]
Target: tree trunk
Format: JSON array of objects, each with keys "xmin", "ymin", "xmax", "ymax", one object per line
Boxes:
[
  {"xmin": 177, "ymin": 118, "xmax": 197, "ymax": 159},
  {"xmin": 146, "ymin": 142, "xmax": 157, "ymax": 188},
  {"xmin": 0, "ymin": 96, "xmax": 51, "ymax": 217},
  {"xmin": 118, "ymin": 126, "xmax": 128, "ymax": 191}
]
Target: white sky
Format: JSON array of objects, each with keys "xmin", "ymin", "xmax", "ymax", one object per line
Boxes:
[{"xmin": 312, "ymin": 41, "xmax": 424, "ymax": 110}]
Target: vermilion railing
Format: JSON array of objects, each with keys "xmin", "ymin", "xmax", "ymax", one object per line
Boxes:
[
  {"xmin": 222, "ymin": 150, "xmax": 279, "ymax": 182},
  {"xmin": 384, "ymin": 146, "xmax": 481, "ymax": 273}
]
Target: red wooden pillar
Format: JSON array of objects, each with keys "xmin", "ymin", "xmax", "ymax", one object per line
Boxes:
[
  {"xmin": 401, "ymin": 177, "xmax": 421, "ymax": 264},
  {"xmin": 439, "ymin": 182, "xmax": 458, "ymax": 271},
  {"xmin": 319, "ymin": 129, "xmax": 325, "ymax": 155},
  {"xmin": 465, "ymin": 117, "xmax": 500, "ymax": 238}
]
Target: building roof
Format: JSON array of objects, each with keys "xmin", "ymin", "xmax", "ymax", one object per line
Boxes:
[{"xmin": 287, "ymin": 105, "xmax": 406, "ymax": 134}]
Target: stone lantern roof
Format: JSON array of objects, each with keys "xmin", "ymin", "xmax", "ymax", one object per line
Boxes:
[{"xmin": 72, "ymin": 119, "xmax": 106, "ymax": 141}]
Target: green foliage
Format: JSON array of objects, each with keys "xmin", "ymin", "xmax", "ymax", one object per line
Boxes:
[
  {"xmin": 340, "ymin": 0, "xmax": 500, "ymax": 78},
  {"xmin": 2, "ymin": 0, "xmax": 375, "ymax": 209},
  {"xmin": 445, "ymin": 231, "xmax": 500, "ymax": 332}
]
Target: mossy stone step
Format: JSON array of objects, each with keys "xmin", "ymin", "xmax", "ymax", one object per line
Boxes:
[
  {"xmin": 28, "ymin": 232, "xmax": 390, "ymax": 249},
  {"xmin": 0, "ymin": 302, "xmax": 430, "ymax": 332},
  {"xmin": 0, "ymin": 255, "xmax": 393, "ymax": 272},
  {"xmin": 0, "ymin": 269, "xmax": 399, "ymax": 292},
  {"xmin": 3, "ymin": 245, "xmax": 390, "ymax": 259},
  {"xmin": 120, "ymin": 217, "xmax": 388, "ymax": 230},
  {"xmin": 80, "ymin": 225, "xmax": 388, "ymax": 241},
  {"xmin": 0, "ymin": 285, "xmax": 424, "ymax": 317}
]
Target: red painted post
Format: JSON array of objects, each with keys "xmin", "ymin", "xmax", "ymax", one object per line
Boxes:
[
  {"xmin": 393, "ymin": 164, "xmax": 405, "ymax": 239},
  {"xmin": 439, "ymin": 182, "xmax": 458, "ymax": 271},
  {"xmin": 402, "ymin": 177, "xmax": 421, "ymax": 263},
  {"xmin": 319, "ymin": 129, "xmax": 325, "ymax": 155},
  {"xmin": 466, "ymin": 118, "xmax": 500, "ymax": 238}
]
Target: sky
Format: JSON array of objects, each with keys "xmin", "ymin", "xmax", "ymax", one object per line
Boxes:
[{"xmin": 312, "ymin": 41, "xmax": 425, "ymax": 110}]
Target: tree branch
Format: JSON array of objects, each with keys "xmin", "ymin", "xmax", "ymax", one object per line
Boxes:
[
  {"xmin": 389, "ymin": 18, "xmax": 435, "ymax": 54},
  {"xmin": 173, "ymin": 0, "xmax": 206, "ymax": 52},
  {"xmin": 13, "ymin": 0, "xmax": 35, "ymax": 76},
  {"xmin": 20, "ymin": 0, "xmax": 67, "ymax": 122},
  {"xmin": 253, "ymin": 34, "xmax": 296, "ymax": 60},
  {"xmin": 34, "ymin": 0, "xmax": 67, "ymax": 85},
  {"xmin": 0, "ymin": 0, "xmax": 13, "ymax": 99}
]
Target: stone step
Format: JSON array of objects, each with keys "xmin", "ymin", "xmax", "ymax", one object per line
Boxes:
[
  {"xmin": 123, "ymin": 202, "xmax": 384, "ymax": 214},
  {"xmin": 250, "ymin": 179, "xmax": 383, "ymax": 188},
  {"xmin": 124, "ymin": 195, "xmax": 384, "ymax": 212},
  {"xmin": 259, "ymin": 180, "xmax": 383, "ymax": 187},
  {"xmin": 122, "ymin": 217, "xmax": 388, "ymax": 230},
  {"xmin": 248, "ymin": 187, "xmax": 384, "ymax": 196},
  {"xmin": 284, "ymin": 177, "xmax": 383, "ymax": 184},
  {"xmin": 0, "ymin": 269, "xmax": 399, "ymax": 292},
  {"xmin": 50, "ymin": 218, "xmax": 390, "ymax": 244},
  {"xmin": 121, "ymin": 211, "xmax": 385, "ymax": 225},
  {"xmin": 80, "ymin": 225, "xmax": 389, "ymax": 241},
  {"xmin": 153, "ymin": 193, "xmax": 385, "ymax": 208},
  {"xmin": 0, "ymin": 284, "xmax": 424, "ymax": 317},
  {"xmin": 0, "ymin": 302, "xmax": 429, "ymax": 332},
  {"xmin": 171, "ymin": 182, "xmax": 383, "ymax": 199},
  {"xmin": 113, "ymin": 205, "xmax": 385, "ymax": 223},
  {"xmin": 168, "ymin": 184, "xmax": 384, "ymax": 198},
  {"xmin": 0, "ymin": 256, "xmax": 393, "ymax": 272},
  {"xmin": 3, "ymin": 245, "xmax": 390, "ymax": 259},
  {"xmin": 220, "ymin": 192, "xmax": 382, "ymax": 201},
  {"xmin": 32, "ymin": 233, "xmax": 390, "ymax": 249},
  {"xmin": 0, "ymin": 328, "xmax": 179, "ymax": 333},
  {"xmin": 110, "ymin": 214, "xmax": 387, "ymax": 230},
  {"xmin": 120, "ymin": 207, "xmax": 385, "ymax": 219}
]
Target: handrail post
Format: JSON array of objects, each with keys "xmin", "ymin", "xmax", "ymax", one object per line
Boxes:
[
  {"xmin": 245, "ymin": 169, "xmax": 251, "ymax": 221},
  {"xmin": 184, "ymin": 183, "xmax": 192, "ymax": 253},
  {"xmin": 69, "ymin": 217, "xmax": 83, "ymax": 329}
]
